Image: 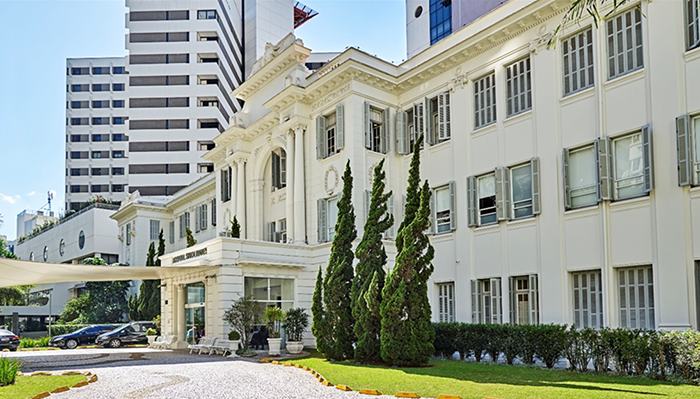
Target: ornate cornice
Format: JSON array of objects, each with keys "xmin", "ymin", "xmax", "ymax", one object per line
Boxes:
[{"xmin": 165, "ymin": 176, "xmax": 216, "ymax": 210}]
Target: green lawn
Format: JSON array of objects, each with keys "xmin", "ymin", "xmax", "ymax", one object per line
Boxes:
[
  {"xmin": 292, "ymin": 354, "xmax": 700, "ymax": 399},
  {"xmin": 0, "ymin": 375, "xmax": 87, "ymax": 399}
]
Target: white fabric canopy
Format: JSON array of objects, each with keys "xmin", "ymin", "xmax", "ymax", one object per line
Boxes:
[{"xmin": 0, "ymin": 257, "xmax": 219, "ymax": 288}]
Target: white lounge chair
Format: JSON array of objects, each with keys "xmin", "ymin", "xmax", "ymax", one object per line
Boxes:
[
  {"xmin": 152, "ymin": 335, "xmax": 176, "ymax": 349},
  {"xmin": 211, "ymin": 339, "xmax": 233, "ymax": 356},
  {"xmin": 188, "ymin": 336, "xmax": 216, "ymax": 354}
]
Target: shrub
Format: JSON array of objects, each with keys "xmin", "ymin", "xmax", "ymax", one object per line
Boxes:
[
  {"xmin": 0, "ymin": 356, "xmax": 21, "ymax": 386},
  {"xmin": 463, "ymin": 324, "xmax": 489, "ymax": 362},
  {"xmin": 19, "ymin": 337, "xmax": 50, "ymax": 348},
  {"xmin": 665, "ymin": 329, "xmax": 700, "ymax": 383},
  {"xmin": 284, "ymin": 308, "xmax": 309, "ymax": 342},
  {"xmin": 433, "ymin": 322, "xmax": 460, "ymax": 358},
  {"xmin": 610, "ymin": 328, "xmax": 634, "ymax": 375},
  {"xmin": 454, "ymin": 323, "xmax": 471, "ymax": 360},
  {"xmin": 501, "ymin": 324, "xmax": 522, "ymax": 365},
  {"xmin": 228, "ymin": 330, "xmax": 241, "ymax": 340},
  {"xmin": 590, "ymin": 328, "xmax": 612, "ymax": 372},
  {"xmin": 146, "ymin": 328, "xmax": 157, "ymax": 336},
  {"xmin": 485, "ymin": 324, "xmax": 503, "ymax": 363},
  {"xmin": 535, "ymin": 324, "xmax": 568, "ymax": 368},
  {"xmin": 565, "ymin": 327, "xmax": 592, "ymax": 372},
  {"xmin": 519, "ymin": 324, "xmax": 538, "ymax": 365},
  {"xmin": 222, "ymin": 295, "xmax": 264, "ymax": 351}
]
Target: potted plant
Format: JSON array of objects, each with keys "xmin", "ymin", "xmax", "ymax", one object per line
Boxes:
[
  {"xmin": 264, "ymin": 306, "xmax": 285, "ymax": 355},
  {"xmin": 222, "ymin": 295, "xmax": 264, "ymax": 352},
  {"xmin": 228, "ymin": 330, "xmax": 241, "ymax": 353},
  {"xmin": 146, "ymin": 328, "xmax": 158, "ymax": 345},
  {"xmin": 283, "ymin": 308, "xmax": 309, "ymax": 354}
]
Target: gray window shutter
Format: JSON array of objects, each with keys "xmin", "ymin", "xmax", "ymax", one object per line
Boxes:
[
  {"xmin": 529, "ymin": 274, "xmax": 539, "ymax": 324},
  {"xmin": 595, "ymin": 137, "xmax": 613, "ymax": 201},
  {"xmin": 228, "ymin": 167, "xmax": 232, "ymax": 200},
  {"xmin": 425, "ymin": 97, "xmax": 435, "ymax": 145},
  {"xmin": 563, "ymin": 149, "xmax": 572, "ymax": 209},
  {"xmin": 677, "ymin": 115, "xmax": 692, "ymax": 186},
  {"xmin": 642, "ymin": 124, "xmax": 653, "ymax": 193},
  {"xmin": 271, "ymin": 151, "xmax": 280, "ymax": 188},
  {"xmin": 382, "ymin": 107, "xmax": 391, "ymax": 154},
  {"xmin": 386, "ymin": 194, "xmax": 395, "ymax": 239},
  {"xmin": 336, "ymin": 104, "xmax": 345, "ymax": 150},
  {"xmin": 438, "ymin": 91, "xmax": 451, "ymax": 141},
  {"xmin": 490, "ymin": 278, "xmax": 502, "ymax": 324},
  {"xmin": 396, "ymin": 110, "xmax": 407, "ymax": 154},
  {"xmin": 364, "ymin": 101, "xmax": 371, "ymax": 149},
  {"xmin": 220, "ymin": 169, "xmax": 225, "ymax": 200},
  {"xmin": 317, "ymin": 198, "xmax": 327, "ymax": 243},
  {"xmin": 449, "ymin": 180, "xmax": 456, "ymax": 231},
  {"xmin": 179, "ymin": 214, "xmax": 184, "ymax": 238},
  {"xmin": 413, "ymin": 103, "xmax": 424, "ymax": 137},
  {"xmin": 509, "ymin": 277, "xmax": 516, "ymax": 324},
  {"xmin": 531, "ymin": 157, "xmax": 541, "ymax": 215},
  {"xmin": 401, "ymin": 194, "xmax": 407, "ymax": 224},
  {"xmin": 202, "ymin": 204, "xmax": 207, "ymax": 230},
  {"xmin": 471, "ymin": 280, "xmax": 481, "ymax": 323},
  {"xmin": 211, "ymin": 199, "xmax": 216, "ymax": 226},
  {"xmin": 364, "ymin": 190, "xmax": 371, "ymax": 224},
  {"xmin": 267, "ymin": 222, "xmax": 275, "ymax": 242},
  {"xmin": 466, "ymin": 176, "xmax": 477, "ymax": 227},
  {"xmin": 316, "ymin": 115, "xmax": 326, "ymax": 159},
  {"xmin": 429, "ymin": 188, "xmax": 436, "ymax": 234},
  {"xmin": 195, "ymin": 207, "xmax": 200, "ymax": 232},
  {"xmin": 495, "ymin": 167, "xmax": 511, "ymax": 221}
]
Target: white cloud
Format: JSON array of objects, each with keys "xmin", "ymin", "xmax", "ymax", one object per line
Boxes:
[
  {"xmin": 27, "ymin": 191, "xmax": 36, "ymax": 196},
  {"xmin": 0, "ymin": 193, "xmax": 16, "ymax": 204}
]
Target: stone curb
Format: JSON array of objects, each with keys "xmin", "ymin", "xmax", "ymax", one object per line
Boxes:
[{"xmin": 19, "ymin": 370, "xmax": 95, "ymax": 399}]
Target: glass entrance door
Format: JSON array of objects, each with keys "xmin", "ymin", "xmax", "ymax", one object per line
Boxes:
[{"xmin": 185, "ymin": 282, "xmax": 205, "ymax": 344}]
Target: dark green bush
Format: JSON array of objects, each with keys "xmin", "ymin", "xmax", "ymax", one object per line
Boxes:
[
  {"xmin": 463, "ymin": 323, "xmax": 489, "ymax": 362},
  {"xmin": 519, "ymin": 324, "xmax": 538, "ymax": 365},
  {"xmin": 501, "ymin": 324, "xmax": 521, "ymax": 365},
  {"xmin": 485, "ymin": 324, "xmax": 503, "ymax": 363},
  {"xmin": 432, "ymin": 322, "xmax": 460, "ymax": 358},
  {"xmin": 565, "ymin": 327, "xmax": 592, "ymax": 372},
  {"xmin": 535, "ymin": 324, "xmax": 568, "ymax": 368},
  {"xmin": 19, "ymin": 337, "xmax": 50, "ymax": 348}
]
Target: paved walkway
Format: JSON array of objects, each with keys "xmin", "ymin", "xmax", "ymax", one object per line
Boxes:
[{"xmin": 10, "ymin": 348, "xmax": 393, "ymax": 399}]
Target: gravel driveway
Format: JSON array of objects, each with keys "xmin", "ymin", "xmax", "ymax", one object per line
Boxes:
[{"xmin": 9, "ymin": 348, "xmax": 394, "ymax": 399}]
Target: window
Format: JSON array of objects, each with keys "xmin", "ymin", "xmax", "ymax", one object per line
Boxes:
[
  {"xmin": 688, "ymin": 0, "xmax": 700, "ymax": 50},
  {"xmin": 505, "ymin": 58, "xmax": 532, "ymax": 117},
  {"xmin": 169, "ymin": 221, "xmax": 175, "ymax": 244},
  {"xmin": 477, "ymin": 174, "xmax": 496, "ymax": 225},
  {"xmin": 432, "ymin": 183, "xmax": 455, "ymax": 234},
  {"xmin": 317, "ymin": 197, "xmax": 338, "ymax": 242},
  {"xmin": 221, "ymin": 167, "xmax": 232, "ymax": 202},
  {"xmin": 437, "ymin": 282, "xmax": 455, "ymax": 322},
  {"xmin": 607, "ymin": 8, "xmax": 643, "ymax": 79},
  {"xmin": 79, "ymin": 230, "xmax": 86, "ymax": 249},
  {"xmin": 112, "ymin": 66, "xmax": 126, "ymax": 74},
  {"xmin": 195, "ymin": 204, "xmax": 208, "ymax": 232},
  {"xmin": 613, "ymin": 132, "xmax": 645, "ymax": 200},
  {"xmin": 92, "ymin": 100, "xmax": 108, "ymax": 108},
  {"xmin": 564, "ymin": 145, "xmax": 597, "ymax": 208},
  {"xmin": 91, "ymin": 167, "xmax": 107, "ymax": 176},
  {"xmin": 43, "ymin": 246, "xmax": 48, "ymax": 262},
  {"xmin": 364, "ymin": 103, "xmax": 390, "ymax": 153},
  {"xmin": 198, "ymin": 141, "xmax": 215, "ymax": 151},
  {"xmin": 572, "ymin": 270, "xmax": 604, "ymax": 329},
  {"xmin": 59, "ymin": 239, "xmax": 65, "ymax": 257},
  {"xmin": 396, "ymin": 106, "xmax": 424, "ymax": 154},
  {"xmin": 271, "ymin": 149, "xmax": 287, "ymax": 190},
  {"xmin": 316, "ymin": 105, "xmax": 344, "ymax": 159},
  {"xmin": 92, "ymin": 117, "xmax": 107, "ymax": 125},
  {"xmin": 198, "ymin": 163, "xmax": 214, "ymax": 173},
  {"xmin": 91, "ymin": 184, "xmax": 109, "ymax": 193},
  {"xmin": 197, "ymin": 10, "xmax": 217, "ymax": 19},
  {"xmin": 474, "ymin": 72, "xmax": 496, "ymax": 129},
  {"xmin": 562, "ymin": 29, "xmax": 594, "ymax": 96},
  {"xmin": 71, "ymin": 67, "xmax": 89, "ymax": 75},
  {"xmin": 429, "ymin": 0, "xmax": 452, "ymax": 44},
  {"xmin": 266, "ymin": 221, "xmax": 277, "ymax": 243},
  {"xmin": 70, "ymin": 185, "xmax": 88, "ymax": 193},
  {"xmin": 71, "ymin": 84, "xmax": 88, "ymax": 92},
  {"xmin": 179, "ymin": 212, "xmax": 190, "ymax": 239},
  {"xmin": 425, "ymin": 92, "xmax": 451, "ymax": 145},
  {"xmin": 211, "ymin": 199, "xmax": 217, "ymax": 227},
  {"xmin": 92, "ymin": 84, "xmax": 108, "ymax": 92},
  {"xmin": 113, "ymin": 100, "xmax": 125, "ymax": 108},
  {"xmin": 71, "ymin": 135, "xmax": 88, "ymax": 142},
  {"xmin": 244, "ymin": 277, "xmax": 295, "ymax": 317},
  {"xmin": 113, "ymin": 83, "xmax": 125, "ymax": 91},
  {"xmin": 510, "ymin": 275, "xmax": 539, "ymax": 324},
  {"xmin": 150, "ymin": 220, "xmax": 160, "ymax": 241},
  {"xmin": 112, "ymin": 134, "xmax": 126, "ymax": 141},
  {"xmin": 278, "ymin": 219, "xmax": 287, "ymax": 243},
  {"xmin": 71, "ymin": 101, "xmax": 88, "ymax": 109},
  {"xmin": 91, "ymin": 151, "xmax": 107, "ymax": 159},
  {"xmin": 71, "ymin": 118, "xmax": 88, "ymax": 126},
  {"xmin": 92, "ymin": 67, "xmax": 109, "ymax": 75},
  {"xmin": 112, "ymin": 184, "xmax": 124, "ymax": 192},
  {"xmin": 113, "ymin": 117, "xmax": 126, "ymax": 125},
  {"xmin": 70, "ymin": 151, "xmax": 88, "ymax": 159},
  {"xmin": 112, "ymin": 167, "xmax": 124, "ymax": 175},
  {"xmin": 510, "ymin": 163, "xmax": 533, "ymax": 219},
  {"xmin": 618, "ymin": 266, "xmax": 655, "ymax": 329},
  {"xmin": 676, "ymin": 115, "xmax": 700, "ymax": 186},
  {"xmin": 472, "ymin": 278, "xmax": 502, "ymax": 324},
  {"xmin": 70, "ymin": 168, "xmax": 85, "ymax": 176}
]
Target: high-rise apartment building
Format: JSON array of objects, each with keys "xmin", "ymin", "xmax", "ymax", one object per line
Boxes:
[
  {"xmin": 65, "ymin": 57, "xmax": 129, "ymax": 211},
  {"xmin": 65, "ymin": 0, "xmax": 300, "ymax": 209}
]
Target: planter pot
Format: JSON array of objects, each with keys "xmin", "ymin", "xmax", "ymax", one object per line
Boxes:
[
  {"xmin": 229, "ymin": 340, "xmax": 240, "ymax": 352},
  {"xmin": 267, "ymin": 337, "xmax": 283, "ymax": 355},
  {"xmin": 286, "ymin": 341, "xmax": 304, "ymax": 354},
  {"xmin": 147, "ymin": 336, "xmax": 157, "ymax": 345}
]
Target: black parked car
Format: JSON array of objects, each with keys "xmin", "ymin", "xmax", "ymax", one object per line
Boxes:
[
  {"xmin": 49, "ymin": 325, "xmax": 117, "ymax": 349},
  {"xmin": 0, "ymin": 329, "xmax": 20, "ymax": 351},
  {"xmin": 96, "ymin": 321, "xmax": 156, "ymax": 348}
]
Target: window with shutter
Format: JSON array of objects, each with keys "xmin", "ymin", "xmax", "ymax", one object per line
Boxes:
[
  {"xmin": 466, "ymin": 176, "xmax": 477, "ymax": 227},
  {"xmin": 489, "ymin": 278, "xmax": 503, "ymax": 324},
  {"xmin": 327, "ymin": 197, "xmax": 338, "ymax": 240},
  {"xmin": 437, "ymin": 282, "xmax": 455, "ymax": 322},
  {"xmin": 562, "ymin": 28, "xmax": 594, "ymax": 96},
  {"xmin": 211, "ymin": 199, "xmax": 216, "ymax": 226},
  {"xmin": 474, "ymin": 72, "xmax": 496, "ymax": 129},
  {"xmin": 496, "ymin": 167, "xmax": 511, "ymax": 221},
  {"xmin": 179, "ymin": 214, "xmax": 185, "ymax": 238},
  {"xmin": 316, "ymin": 115, "xmax": 326, "ymax": 159},
  {"xmin": 688, "ymin": 0, "xmax": 700, "ymax": 50},
  {"xmin": 510, "ymin": 163, "xmax": 533, "ymax": 219},
  {"xmin": 396, "ymin": 110, "xmax": 408, "ymax": 154},
  {"xmin": 528, "ymin": 274, "xmax": 539, "ymax": 325},
  {"xmin": 221, "ymin": 167, "xmax": 231, "ymax": 202},
  {"xmin": 201, "ymin": 204, "xmax": 208, "ymax": 231},
  {"xmin": 426, "ymin": 97, "xmax": 436, "ymax": 145},
  {"xmin": 618, "ymin": 266, "xmax": 655, "ymax": 329},
  {"xmin": 505, "ymin": 58, "xmax": 532, "ymax": 117},
  {"xmin": 364, "ymin": 101, "xmax": 372, "ymax": 150},
  {"xmin": 382, "ymin": 107, "xmax": 391, "ymax": 153},
  {"xmin": 693, "ymin": 117, "xmax": 700, "ymax": 184},
  {"xmin": 336, "ymin": 104, "xmax": 345, "ymax": 151},
  {"xmin": 478, "ymin": 174, "xmax": 497, "ymax": 225},
  {"xmin": 278, "ymin": 219, "xmax": 287, "ymax": 243},
  {"xmin": 512, "ymin": 276, "xmax": 532, "ymax": 325},
  {"xmin": 150, "ymin": 220, "xmax": 160, "ymax": 241},
  {"xmin": 572, "ymin": 270, "xmax": 604, "ymax": 329},
  {"xmin": 434, "ymin": 185, "xmax": 452, "ymax": 234},
  {"xmin": 437, "ymin": 92, "xmax": 451, "ymax": 141},
  {"xmin": 169, "ymin": 221, "xmax": 175, "ymax": 244},
  {"xmin": 566, "ymin": 146, "xmax": 597, "ymax": 208},
  {"xmin": 413, "ymin": 102, "xmax": 424, "ymax": 138},
  {"xmin": 641, "ymin": 125, "xmax": 653, "ymax": 193},
  {"xmin": 317, "ymin": 198, "xmax": 327, "ymax": 243},
  {"xmin": 596, "ymin": 137, "xmax": 613, "ymax": 201},
  {"xmin": 607, "ymin": 8, "xmax": 644, "ymax": 80},
  {"xmin": 677, "ymin": 115, "xmax": 692, "ymax": 186},
  {"xmin": 612, "ymin": 132, "xmax": 645, "ymax": 200},
  {"xmin": 271, "ymin": 151, "xmax": 280, "ymax": 189},
  {"xmin": 194, "ymin": 207, "xmax": 201, "ymax": 233},
  {"xmin": 266, "ymin": 221, "xmax": 276, "ymax": 242},
  {"xmin": 365, "ymin": 104, "xmax": 384, "ymax": 153},
  {"xmin": 386, "ymin": 194, "xmax": 396, "ymax": 239},
  {"xmin": 471, "ymin": 280, "xmax": 481, "ymax": 323}
]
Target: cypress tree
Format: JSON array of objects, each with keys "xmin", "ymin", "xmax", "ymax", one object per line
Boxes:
[
  {"xmin": 186, "ymin": 228, "xmax": 197, "ymax": 247},
  {"xmin": 136, "ymin": 242, "xmax": 157, "ymax": 320},
  {"xmin": 311, "ymin": 267, "xmax": 329, "ymax": 354},
  {"xmin": 231, "ymin": 216, "xmax": 241, "ymax": 238},
  {"xmin": 148, "ymin": 229, "xmax": 165, "ymax": 318},
  {"xmin": 351, "ymin": 159, "xmax": 393, "ymax": 362},
  {"xmin": 380, "ymin": 133, "xmax": 436, "ymax": 366},
  {"xmin": 322, "ymin": 161, "xmax": 357, "ymax": 360}
]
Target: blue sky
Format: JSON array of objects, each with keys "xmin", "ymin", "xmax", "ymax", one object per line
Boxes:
[{"xmin": 0, "ymin": 0, "xmax": 406, "ymax": 240}]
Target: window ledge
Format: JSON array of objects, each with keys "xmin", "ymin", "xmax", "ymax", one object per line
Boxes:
[
  {"xmin": 472, "ymin": 122, "xmax": 497, "ymax": 136},
  {"xmin": 507, "ymin": 217, "xmax": 536, "ymax": 229},
  {"xmin": 429, "ymin": 231, "xmax": 455, "ymax": 242},
  {"xmin": 504, "ymin": 109, "xmax": 533, "ymax": 126},
  {"xmin": 474, "ymin": 223, "xmax": 500, "ymax": 234},
  {"xmin": 429, "ymin": 139, "xmax": 451, "ymax": 151},
  {"xmin": 688, "ymin": 185, "xmax": 700, "ymax": 199},
  {"xmin": 321, "ymin": 151, "xmax": 342, "ymax": 162},
  {"xmin": 604, "ymin": 68, "xmax": 645, "ymax": 90},
  {"xmin": 684, "ymin": 46, "xmax": 700, "ymax": 63},
  {"xmin": 564, "ymin": 203, "xmax": 599, "ymax": 217},
  {"xmin": 560, "ymin": 86, "xmax": 595, "ymax": 106},
  {"xmin": 609, "ymin": 195, "xmax": 650, "ymax": 210}
]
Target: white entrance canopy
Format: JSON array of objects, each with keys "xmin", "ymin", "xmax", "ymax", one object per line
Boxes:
[{"xmin": 0, "ymin": 258, "xmax": 219, "ymax": 288}]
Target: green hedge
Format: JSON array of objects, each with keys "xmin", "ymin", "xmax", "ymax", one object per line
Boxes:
[
  {"xmin": 19, "ymin": 337, "xmax": 51, "ymax": 348},
  {"xmin": 432, "ymin": 322, "xmax": 700, "ymax": 384},
  {"xmin": 48, "ymin": 324, "xmax": 93, "ymax": 336}
]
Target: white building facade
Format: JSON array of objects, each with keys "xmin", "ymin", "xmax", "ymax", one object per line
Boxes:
[{"xmin": 113, "ymin": 0, "xmax": 700, "ymax": 348}]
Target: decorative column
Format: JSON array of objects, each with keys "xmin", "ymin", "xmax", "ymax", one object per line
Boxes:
[
  {"xmin": 293, "ymin": 124, "xmax": 306, "ymax": 243},
  {"xmin": 236, "ymin": 159, "xmax": 247, "ymax": 238},
  {"xmin": 285, "ymin": 129, "xmax": 295, "ymax": 243},
  {"xmin": 230, "ymin": 162, "xmax": 238, "ymax": 229},
  {"xmin": 175, "ymin": 284, "xmax": 186, "ymax": 348}
]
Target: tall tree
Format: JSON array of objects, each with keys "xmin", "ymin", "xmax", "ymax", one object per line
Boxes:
[
  {"xmin": 322, "ymin": 161, "xmax": 357, "ymax": 360},
  {"xmin": 82, "ymin": 257, "xmax": 131, "ymax": 323},
  {"xmin": 186, "ymin": 228, "xmax": 197, "ymax": 247},
  {"xmin": 380, "ymin": 134, "xmax": 436, "ymax": 366},
  {"xmin": 230, "ymin": 216, "xmax": 241, "ymax": 238},
  {"xmin": 351, "ymin": 159, "xmax": 393, "ymax": 362},
  {"xmin": 311, "ymin": 266, "xmax": 329, "ymax": 354}
]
